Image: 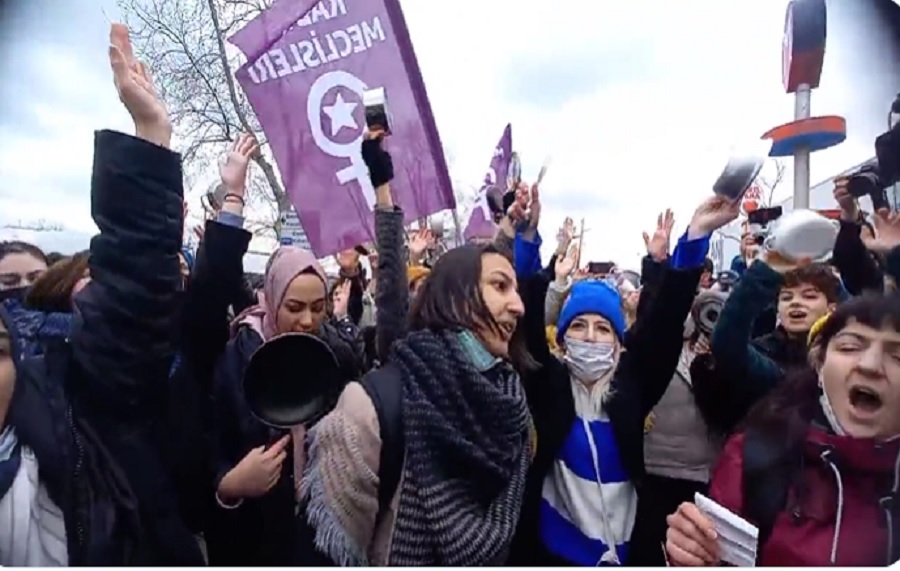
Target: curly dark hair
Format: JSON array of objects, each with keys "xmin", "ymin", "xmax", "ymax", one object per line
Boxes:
[
  {"xmin": 781, "ymin": 262, "xmax": 842, "ymax": 303},
  {"xmin": 744, "ymin": 293, "xmax": 900, "ymax": 442}
]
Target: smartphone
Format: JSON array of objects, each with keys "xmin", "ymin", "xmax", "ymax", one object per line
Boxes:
[{"xmin": 587, "ymin": 261, "xmax": 614, "ymax": 276}]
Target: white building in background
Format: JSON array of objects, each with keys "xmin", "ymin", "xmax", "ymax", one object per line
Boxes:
[{"xmin": 712, "ymin": 158, "xmax": 900, "ymax": 272}]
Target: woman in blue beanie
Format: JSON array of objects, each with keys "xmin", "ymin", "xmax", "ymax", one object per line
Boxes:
[{"xmin": 508, "ymin": 196, "xmax": 741, "ymax": 567}]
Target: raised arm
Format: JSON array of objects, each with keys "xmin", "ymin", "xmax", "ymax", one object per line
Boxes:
[
  {"xmin": 619, "ymin": 196, "xmax": 740, "ymax": 418},
  {"xmin": 180, "ymin": 135, "xmax": 256, "ymax": 393},
  {"xmin": 71, "ymin": 25, "xmax": 180, "ymax": 415},
  {"xmin": 361, "ymin": 129, "xmax": 408, "ymax": 362},
  {"xmin": 710, "ymin": 259, "xmax": 784, "ymax": 395}
]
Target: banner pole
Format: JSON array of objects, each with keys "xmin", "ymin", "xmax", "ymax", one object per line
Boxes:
[{"xmin": 450, "ymin": 208, "xmax": 464, "ymax": 247}]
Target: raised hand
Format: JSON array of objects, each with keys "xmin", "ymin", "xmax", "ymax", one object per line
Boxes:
[
  {"xmin": 220, "ymin": 133, "xmax": 259, "ymax": 197},
  {"xmin": 688, "ymin": 196, "xmax": 741, "ymax": 240},
  {"xmin": 833, "ymin": 177, "xmax": 859, "ymax": 222},
  {"xmin": 408, "ymin": 229, "xmax": 434, "ymax": 262},
  {"xmin": 528, "ymin": 182, "xmax": 542, "ymax": 230},
  {"xmin": 332, "ymin": 280, "xmax": 351, "ymax": 318},
  {"xmin": 556, "ymin": 217, "xmax": 575, "ymax": 254},
  {"xmin": 108, "ymin": 23, "xmax": 170, "ymax": 147},
  {"xmin": 643, "ymin": 209, "xmax": 675, "ymax": 262},
  {"xmin": 863, "ymin": 208, "xmax": 900, "ymax": 253},
  {"xmin": 506, "ymin": 182, "xmax": 529, "ymax": 224},
  {"xmin": 555, "ymin": 244, "xmax": 579, "ymax": 281}
]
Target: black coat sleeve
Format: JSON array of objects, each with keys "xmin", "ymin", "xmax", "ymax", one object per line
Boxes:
[
  {"xmin": 348, "ymin": 276, "xmax": 365, "ymax": 326},
  {"xmin": 617, "ymin": 264, "xmax": 702, "ymax": 419},
  {"xmin": 182, "ymin": 219, "xmax": 253, "ymax": 394},
  {"xmin": 374, "ymin": 206, "xmax": 408, "ymax": 361},
  {"xmin": 607, "ymin": 264, "xmax": 702, "ymax": 482},
  {"xmin": 688, "ymin": 353, "xmax": 746, "ymax": 437},
  {"xmin": 321, "ymin": 318, "xmax": 365, "ymax": 382},
  {"xmin": 832, "ymin": 220, "xmax": 883, "ymax": 295},
  {"xmin": 211, "ymin": 331, "xmax": 265, "ymax": 489},
  {"xmin": 624, "ymin": 255, "xmax": 666, "ymax": 348},
  {"xmin": 71, "ymin": 130, "xmax": 183, "ymax": 418}
]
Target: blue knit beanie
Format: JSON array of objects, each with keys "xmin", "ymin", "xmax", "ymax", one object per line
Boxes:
[{"xmin": 557, "ymin": 280, "xmax": 626, "ymax": 343}]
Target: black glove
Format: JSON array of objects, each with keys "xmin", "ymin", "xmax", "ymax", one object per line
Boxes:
[{"xmin": 361, "ymin": 136, "xmax": 394, "ymax": 188}]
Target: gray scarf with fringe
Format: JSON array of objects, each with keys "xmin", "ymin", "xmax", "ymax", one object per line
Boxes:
[{"xmin": 387, "ymin": 329, "xmax": 531, "ymax": 565}]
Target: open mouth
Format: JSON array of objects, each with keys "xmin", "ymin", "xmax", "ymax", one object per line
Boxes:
[
  {"xmin": 787, "ymin": 309, "xmax": 807, "ymax": 319},
  {"xmin": 498, "ymin": 322, "xmax": 515, "ymax": 340},
  {"xmin": 849, "ymin": 385, "xmax": 883, "ymax": 413}
]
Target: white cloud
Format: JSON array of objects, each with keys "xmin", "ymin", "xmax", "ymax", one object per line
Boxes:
[{"xmin": 3, "ymin": 0, "xmax": 900, "ymax": 274}]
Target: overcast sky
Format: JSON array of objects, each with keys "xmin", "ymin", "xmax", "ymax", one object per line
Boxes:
[{"xmin": 2, "ymin": 0, "xmax": 900, "ymax": 269}]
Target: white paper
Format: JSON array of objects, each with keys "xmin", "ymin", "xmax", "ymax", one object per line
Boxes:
[{"xmin": 694, "ymin": 493, "xmax": 759, "ymax": 567}]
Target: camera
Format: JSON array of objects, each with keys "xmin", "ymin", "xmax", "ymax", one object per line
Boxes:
[
  {"xmin": 746, "ymin": 206, "xmax": 783, "ymax": 245},
  {"xmin": 716, "ymin": 270, "xmax": 740, "ymax": 293},
  {"xmin": 846, "ymin": 160, "xmax": 890, "ymax": 211},
  {"xmin": 684, "ymin": 290, "xmax": 729, "ymax": 342},
  {"xmin": 846, "ymin": 93, "xmax": 900, "ymax": 211},
  {"xmin": 587, "ymin": 261, "xmax": 615, "ymax": 276},
  {"xmin": 363, "ymin": 88, "xmax": 392, "ymax": 134}
]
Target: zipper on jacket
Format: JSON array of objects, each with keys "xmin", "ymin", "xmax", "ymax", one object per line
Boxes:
[{"xmin": 67, "ymin": 405, "xmax": 86, "ymax": 559}]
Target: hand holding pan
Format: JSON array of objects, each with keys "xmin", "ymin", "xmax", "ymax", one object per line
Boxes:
[
  {"xmin": 243, "ymin": 333, "xmax": 341, "ymax": 430},
  {"xmin": 712, "ymin": 139, "xmax": 773, "ymax": 202}
]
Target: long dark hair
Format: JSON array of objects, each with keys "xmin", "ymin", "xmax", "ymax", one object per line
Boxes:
[
  {"xmin": 409, "ymin": 243, "xmax": 536, "ymax": 371},
  {"xmin": 744, "ymin": 293, "xmax": 900, "ymax": 445}
]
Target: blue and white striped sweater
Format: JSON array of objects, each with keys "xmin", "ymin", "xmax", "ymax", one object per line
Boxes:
[{"xmin": 539, "ymin": 385, "xmax": 637, "ymax": 566}]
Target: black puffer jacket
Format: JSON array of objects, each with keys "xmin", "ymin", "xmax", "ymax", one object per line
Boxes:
[{"xmin": 8, "ymin": 130, "xmax": 203, "ymax": 565}]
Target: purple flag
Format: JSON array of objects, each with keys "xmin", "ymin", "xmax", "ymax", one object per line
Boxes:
[
  {"xmin": 231, "ymin": 0, "xmax": 455, "ymax": 256},
  {"xmin": 229, "ymin": 0, "xmax": 318, "ymax": 63},
  {"xmin": 464, "ymin": 124, "xmax": 512, "ymax": 240}
]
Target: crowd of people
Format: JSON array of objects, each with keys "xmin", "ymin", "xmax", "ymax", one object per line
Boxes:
[{"xmin": 1, "ymin": 23, "xmax": 900, "ymax": 566}]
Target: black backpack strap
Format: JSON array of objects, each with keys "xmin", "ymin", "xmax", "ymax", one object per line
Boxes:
[
  {"xmin": 359, "ymin": 363, "xmax": 404, "ymax": 515},
  {"xmin": 742, "ymin": 427, "xmax": 793, "ymax": 552}
]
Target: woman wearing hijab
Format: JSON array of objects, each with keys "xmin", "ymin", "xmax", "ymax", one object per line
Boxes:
[{"xmin": 211, "ymin": 246, "xmax": 364, "ymax": 565}]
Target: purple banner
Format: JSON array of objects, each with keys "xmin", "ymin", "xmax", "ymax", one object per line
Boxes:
[
  {"xmin": 231, "ymin": 0, "xmax": 455, "ymax": 256},
  {"xmin": 229, "ymin": 0, "xmax": 318, "ymax": 63},
  {"xmin": 464, "ymin": 124, "xmax": 512, "ymax": 240}
]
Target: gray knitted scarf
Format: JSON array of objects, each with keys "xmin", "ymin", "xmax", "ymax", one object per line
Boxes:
[{"xmin": 387, "ymin": 329, "xmax": 531, "ymax": 566}]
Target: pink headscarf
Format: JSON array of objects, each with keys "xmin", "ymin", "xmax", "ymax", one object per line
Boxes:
[{"xmin": 232, "ymin": 246, "xmax": 327, "ymax": 340}]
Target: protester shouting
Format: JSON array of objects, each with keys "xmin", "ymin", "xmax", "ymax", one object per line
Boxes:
[
  {"xmin": 666, "ymin": 293, "xmax": 900, "ymax": 566},
  {"xmin": 0, "ymin": 23, "xmax": 204, "ymax": 565},
  {"xmin": 700, "ymin": 256, "xmax": 841, "ymax": 435},
  {"xmin": 300, "ymin": 135, "xmax": 533, "ymax": 565}
]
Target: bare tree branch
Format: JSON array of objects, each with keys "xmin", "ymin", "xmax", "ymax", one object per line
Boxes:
[
  {"xmin": 757, "ymin": 158, "xmax": 787, "ymax": 207},
  {"xmin": 118, "ymin": 0, "xmax": 290, "ymax": 237}
]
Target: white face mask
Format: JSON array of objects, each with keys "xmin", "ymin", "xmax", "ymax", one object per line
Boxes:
[
  {"xmin": 563, "ymin": 338, "xmax": 617, "ymax": 382},
  {"xmin": 818, "ymin": 371, "xmax": 847, "ymax": 437}
]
